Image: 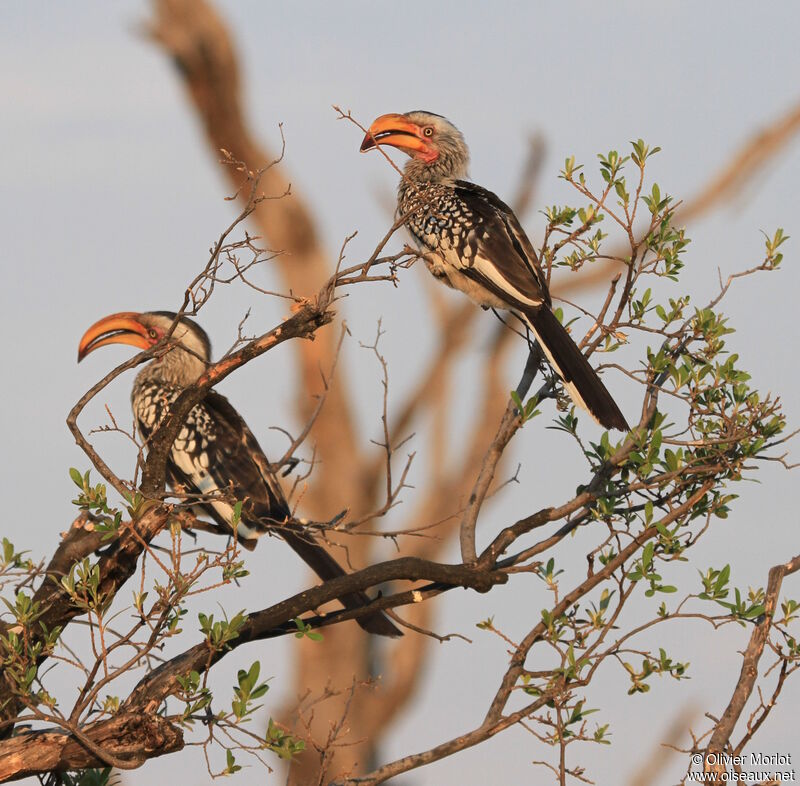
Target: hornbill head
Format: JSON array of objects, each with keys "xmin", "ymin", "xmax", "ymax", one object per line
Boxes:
[
  {"xmin": 360, "ymin": 111, "xmax": 468, "ymax": 175},
  {"xmin": 78, "ymin": 311, "xmax": 211, "ymax": 381}
]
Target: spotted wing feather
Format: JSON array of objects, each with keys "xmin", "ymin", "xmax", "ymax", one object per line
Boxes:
[
  {"xmin": 451, "ymin": 180, "xmax": 550, "ymax": 309},
  {"xmin": 134, "ymin": 386, "xmax": 401, "ymax": 636}
]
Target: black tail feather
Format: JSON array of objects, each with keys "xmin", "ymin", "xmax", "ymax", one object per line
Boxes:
[
  {"xmin": 281, "ymin": 529, "xmax": 403, "ymax": 637},
  {"xmin": 524, "ymin": 307, "xmax": 629, "ymax": 431}
]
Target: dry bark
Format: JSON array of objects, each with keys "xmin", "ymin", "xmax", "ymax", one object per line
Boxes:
[{"xmin": 0, "ymin": 713, "xmax": 183, "ymax": 782}]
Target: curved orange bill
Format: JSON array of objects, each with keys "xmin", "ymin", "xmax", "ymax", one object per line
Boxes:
[
  {"xmin": 77, "ymin": 312, "xmax": 150, "ymax": 362},
  {"xmin": 360, "ymin": 113, "xmax": 428, "ymax": 155}
]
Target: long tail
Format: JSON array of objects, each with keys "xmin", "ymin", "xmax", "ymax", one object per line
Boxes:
[
  {"xmin": 524, "ymin": 306, "xmax": 629, "ymax": 431},
  {"xmin": 281, "ymin": 529, "xmax": 403, "ymax": 637}
]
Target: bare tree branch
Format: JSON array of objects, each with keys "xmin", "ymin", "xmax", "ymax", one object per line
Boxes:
[{"xmin": 704, "ymin": 552, "xmax": 800, "ymax": 772}]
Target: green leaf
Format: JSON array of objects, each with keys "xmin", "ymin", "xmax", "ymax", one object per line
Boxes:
[
  {"xmin": 225, "ymin": 748, "xmax": 241, "ymax": 774},
  {"xmin": 642, "ymin": 542, "xmax": 655, "ymax": 571}
]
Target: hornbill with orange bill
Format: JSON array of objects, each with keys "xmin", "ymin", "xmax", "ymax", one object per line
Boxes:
[
  {"xmin": 360, "ymin": 111, "xmax": 628, "ymax": 431},
  {"xmin": 78, "ymin": 310, "xmax": 401, "ymax": 637}
]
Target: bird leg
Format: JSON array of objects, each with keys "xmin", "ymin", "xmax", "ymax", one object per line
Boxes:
[
  {"xmin": 514, "ymin": 344, "xmax": 544, "ymax": 402},
  {"xmin": 277, "ymin": 455, "xmax": 301, "ymax": 477}
]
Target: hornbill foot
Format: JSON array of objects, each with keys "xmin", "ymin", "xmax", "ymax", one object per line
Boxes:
[{"xmin": 513, "ymin": 344, "xmax": 544, "ymax": 405}]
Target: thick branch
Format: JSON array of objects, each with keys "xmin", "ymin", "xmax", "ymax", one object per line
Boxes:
[
  {"xmin": 0, "ymin": 713, "xmax": 183, "ymax": 782},
  {"xmin": 705, "ymin": 552, "xmax": 800, "ymax": 762},
  {"xmin": 124, "ymin": 557, "xmax": 506, "ymax": 712},
  {"xmin": 459, "ymin": 400, "xmax": 522, "ymax": 563},
  {"xmin": 0, "ymin": 507, "xmax": 169, "ymax": 732}
]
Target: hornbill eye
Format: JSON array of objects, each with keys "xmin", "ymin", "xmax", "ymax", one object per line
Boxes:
[
  {"xmin": 422, "ymin": 126, "xmax": 434, "ymax": 137},
  {"xmin": 148, "ymin": 328, "xmax": 158, "ymax": 340}
]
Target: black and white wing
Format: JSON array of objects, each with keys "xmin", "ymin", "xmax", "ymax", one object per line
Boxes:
[
  {"xmin": 450, "ymin": 180, "xmax": 550, "ymax": 310},
  {"xmin": 136, "ymin": 387, "xmax": 401, "ymax": 636}
]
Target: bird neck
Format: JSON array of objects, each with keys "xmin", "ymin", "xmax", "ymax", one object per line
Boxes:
[
  {"xmin": 135, "ymin": 346, "xmax": 207, "ymax": 389},
  {"xmin": 403, "ymin": 146, "xmax": 469, "ymax": 185}
]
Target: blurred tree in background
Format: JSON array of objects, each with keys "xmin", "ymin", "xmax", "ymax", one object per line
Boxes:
[{"xmin": 1, "ymin": 2, "xmax": 798, "ymax": 785}]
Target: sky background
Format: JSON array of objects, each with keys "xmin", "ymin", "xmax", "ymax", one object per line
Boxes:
[{"xmin": 2, "ymin": 2, "xmax": 800, "ymax": 784}]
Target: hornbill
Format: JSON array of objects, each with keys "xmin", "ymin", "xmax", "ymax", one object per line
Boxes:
[
  {"xmin": 77, "ymin": 311, "xmax": 401, "ymax": 637},
  {"xmin": 360, "ymin": 111, "xmax": 628, "ymax": 431}
]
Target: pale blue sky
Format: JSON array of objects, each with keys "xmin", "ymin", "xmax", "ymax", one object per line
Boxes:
[{"xmin": 2, "ymin": 2, "xmax": 799, "ymax": 784}]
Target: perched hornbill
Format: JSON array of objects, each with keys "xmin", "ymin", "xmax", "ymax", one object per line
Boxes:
[
  {"xmin": 360, "ymin": 111, "xmax": 628, "ymax": 431},
  {"xmin": 77, "ymin": 311, "xmax": 401, "ymax": 637}
]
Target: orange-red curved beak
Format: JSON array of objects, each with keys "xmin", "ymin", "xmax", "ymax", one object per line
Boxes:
[
  {"xmin": 77, "ymin": 312, "xmax": 150, "ymax": 362},
  {"xmin": 360, "ymin": 113, "xmax": 430, "ymax": 156}
]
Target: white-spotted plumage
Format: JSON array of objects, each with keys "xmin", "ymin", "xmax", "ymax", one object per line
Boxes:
[
  {"xmin": 132, "ymin": 377, "xmax": 256, "ymax": 540},
  {"xmin": 90, "ymin": 311, "xmax": 402, "ymax": 636},
  {"xmin": 369, "ymin": 111, "xmax": 628, "ymax": 431}
]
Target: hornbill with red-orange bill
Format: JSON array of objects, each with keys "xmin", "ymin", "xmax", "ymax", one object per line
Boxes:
[
  {"xmin": 360, "ymin": 111, "xmax": 628, "ymax": 431},
  {"xmin": 77, "ymin": 310, "xmax": 401, "ymax": 637}
]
